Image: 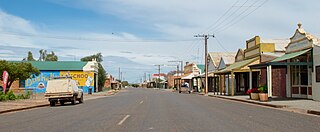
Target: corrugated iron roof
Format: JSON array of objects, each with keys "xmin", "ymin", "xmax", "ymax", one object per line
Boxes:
[
  {"xmin": 208, "ymin": 52, "xmax": 236, "ymax": 66},
  {"xmin": 28, "ymin": 61, "xmax": 87, "ymax": 71}
]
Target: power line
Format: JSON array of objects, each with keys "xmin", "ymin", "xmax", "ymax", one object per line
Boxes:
[
  {"xmin": 199, "ymin": 0, "xmax": 240, "ymax": 34},
  {"xmin": 216, "ymin": 0, "xmax": 268, "ymax": 33},
  {"xmin": 213, "ymin": 0, "xmax": 256, "ymax": 33},
  {"xmin": 215, "ymin": 36, "xmax": 230, "ymax": 52},
  {"xmin": 205, "ymin": 0, "xmax": 250, "ymax": 33}
]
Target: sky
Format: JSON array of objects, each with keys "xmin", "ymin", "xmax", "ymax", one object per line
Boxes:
[{"xmin": 0, "ymin": 0, "xmax": 320, "ymax": 83}]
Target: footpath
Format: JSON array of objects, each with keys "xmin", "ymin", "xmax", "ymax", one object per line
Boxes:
[
  {"xmin": 0, "ymin": 90, "xmax": 119, "ymax": 114},
  {"xmin": 206, "ymin": 93, "xmax": 320, "ymax": 116}
]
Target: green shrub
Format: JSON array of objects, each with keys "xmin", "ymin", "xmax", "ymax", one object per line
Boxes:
[
  {"xmin": 25, "ymin": 91, "xmax": 31, "ymax": 99},
  {"xmin": 6, "ymin": 91, "xmax": 16, "ymax": 100},
  {"xmin": 0, "ymin": 90, "xmax": 31, "ymax": 101},
  {"xmin": 258, "ymin": 85, "xmax": 268, "ymax": 93},
  {"xmin": 16, "ymin": 94, "xmax": 25, "ymax": 99},
  {"xmin": 0, "ymin": 94, "xmax": 6, "ymax": 101}
]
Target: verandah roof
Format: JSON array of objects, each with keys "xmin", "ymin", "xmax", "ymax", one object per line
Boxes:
[
  {"xmin": 250, "ymin": 48, "xmax": 312, "ymax": 69},
  {"xmin": 214, "ymin": 57, "xmax": 259, "ymax": 74},
  {"xmin": 271, "ymin": 48, "xmax": 311, "ymax": 62}
]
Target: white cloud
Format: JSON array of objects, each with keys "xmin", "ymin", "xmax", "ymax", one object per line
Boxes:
[
  {"xmin": 2, "ymin": 0, "xmax": 320, "ymax": 66},
  {"xmin": 0, "ymin": 10, "xmax": 36, "ymax": 34}
]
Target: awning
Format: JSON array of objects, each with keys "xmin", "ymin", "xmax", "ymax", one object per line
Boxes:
[
  {"xmin": 181, "ymin": 73, "xmax": 196, "ymax": 80},
  {"xmin": 215, "ymin": 57, "xmax": 259, "ymax": 74},
  {"xmin": 271, "ymin": 48, "xmax": 311, "ymax": 62}
]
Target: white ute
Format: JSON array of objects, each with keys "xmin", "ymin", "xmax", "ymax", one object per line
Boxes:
[{"xmin": 45, "ymin": 77, "xmax": 83, "ymax": 106}]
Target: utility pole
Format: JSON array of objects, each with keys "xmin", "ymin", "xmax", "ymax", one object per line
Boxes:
[
  {"xmin": 118, "ymin": 67, "xmax": 121, "ymax": 81},
  {"xmin": 194, "ymin": 34, "xmax": 214, "ymax": 95},
  {"xmin": 154, "ymin": 64, "xmax": 163, "ymax": 88},
  {"xmin": 144, "ymin": 72, "xmax": 147, "ymax": 82},
  {"xmin": 118, "ymin": 67, "xmax": 121, "ymax": 89},
  {"xmin": 168, "ymin": 60, "xmax": 183, "ymax": 76},
  {"xmin": 120, "ymin": 71, "xmax": 123, "ymax": 88}
]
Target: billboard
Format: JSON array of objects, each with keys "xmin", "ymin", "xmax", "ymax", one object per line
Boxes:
[{"xmin": 25, "ymin": 71, "xmax": 95, "ymax": 93}]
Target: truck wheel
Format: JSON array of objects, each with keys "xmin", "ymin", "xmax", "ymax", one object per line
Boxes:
[
  {"xmin": 79, "ymin": 94, "xmax": 83, "ymax": 103},
  {"xmin": 71, "ymin": 95, "xmax": 76, "ymax": 105},
  {"xmin": 50, "ymin": 101, "xmax": 56, "ymax": 107},
  {"xmin": 60, "ymin": 101, "xmax": 65, "ymax": 105}
]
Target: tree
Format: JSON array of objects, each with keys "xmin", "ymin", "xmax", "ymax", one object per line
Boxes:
[
  {"xmin": 80, "ymin": 53, "xmax": 106, "ymax": 89},
  {"xmin": 121, "ymin": 81, "xmax": 129, "ymax": 87},
  {"xmin": 46, "ymin": 51, "xmax": 58, "ymax": 61},
  {"xmin": 39, "ymin": 49, "xmax": 47, "ymax": 61},
  {"xmin": 38, "ymin": 49, "xmax": 58, "ymax": 61},
  {"xmin": 0, "ymin": 60, "xmax": 40, "ymax": 89},
  {"xmin": 23, "ymin": 50, "xmax": 58, "ymax": 61},
  {"xmin": 81, "ymin": 53, "xmax": 103, "ymax": 62}
]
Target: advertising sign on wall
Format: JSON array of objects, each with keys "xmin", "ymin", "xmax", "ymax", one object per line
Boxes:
[
  {"xmin": 60, "ymin": 71, "xmax": 94, "ymax": 93},
  {"xmin": 25, "ymin": 71, "xmax": 60, "ymax": 93},
  {"xmin": 25, "ymin": 71, "xmax": 95, "ymax": 93}
]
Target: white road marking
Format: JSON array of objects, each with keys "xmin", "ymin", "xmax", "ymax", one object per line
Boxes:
[
  {"xmin": 140, "ymin": 101, "xmax": 144, "ymax": 104},
  {"xmin": 117, "ymin": 115, "xmax": 130, "ymax": 125}
]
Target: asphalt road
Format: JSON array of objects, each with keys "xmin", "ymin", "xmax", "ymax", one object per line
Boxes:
[{"xmin": 0, "ymin": 88, "xmax": 320, "ymax": 132}]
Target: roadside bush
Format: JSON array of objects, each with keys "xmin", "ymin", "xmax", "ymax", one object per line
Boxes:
[
  {"xmin": 0, "ymin": 91, "xmax": 31, "ymax": 101},
  {"xmin": 6, "ymin": 91, "xmax": 16, "ymax": 100},
  {"xmin": 25, "ymin": 91, "xmax": 31, "ymax": 99},
  {"xmin": 0, "ymin": 92, "xmax": 6, "ymax": 101}
]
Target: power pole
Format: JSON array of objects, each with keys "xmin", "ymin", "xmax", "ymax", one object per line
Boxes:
[
  {"xmin": 168, "ymin": 60, "xmax": 183, "ymax": 76},
  {"xmin": 118, "ymin": 67, "xmax": 121, "ymax": 81},
  {"xmin": 120, "ymin": 71, "xmax": 123, "ymax": 88},
  {"xmin": 154, "ymin": 64, "xmax": 163, "ymax": 88},
  {"xmin": 144, "ymin": 72, "xmax": 147, "ymax": 82},
  {"xmin": 118, "ymin": 67, "xmax": 121, "ymax": 89},
  {"xmin": 159, "ymin": 65, "xmax": 161, "ymax": 88},
  {"xmin": 194, "ymin": 34, "xmax": 214, "ymax": 95}
]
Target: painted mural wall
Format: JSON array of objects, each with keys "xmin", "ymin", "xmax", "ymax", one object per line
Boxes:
[{"xmin": 25, "ymin": 70, "xmax": 94, "ymax": 93}]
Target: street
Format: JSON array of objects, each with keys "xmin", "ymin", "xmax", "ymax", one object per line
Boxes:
[{"xmin": 0, "ymin": 88, "xmax": 319, "ymax": 132}]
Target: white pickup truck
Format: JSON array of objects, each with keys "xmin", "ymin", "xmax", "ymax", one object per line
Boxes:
[{"xmin": 44, "ymin": 77, "xmax": 83, "ymax": 106}]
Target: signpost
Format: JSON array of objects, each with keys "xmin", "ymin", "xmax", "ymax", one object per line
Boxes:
[{"xmin": 2, "ymin": 71, "xmax": 9, "ymax": 94}]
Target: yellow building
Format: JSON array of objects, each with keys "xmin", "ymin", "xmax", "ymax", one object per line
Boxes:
[{"xmin": 215, "ymin": 36, "xmax": 287, "ymax": 96}]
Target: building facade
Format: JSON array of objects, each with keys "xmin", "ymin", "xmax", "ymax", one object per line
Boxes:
[{"xmin": 21, "ymin": 61, "xmax": 98, "ymax": 93}]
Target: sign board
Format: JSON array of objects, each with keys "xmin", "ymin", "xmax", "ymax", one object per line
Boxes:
[{"xmin": 2, "ymin": 71, "xmax": 8, "ymax": 94}]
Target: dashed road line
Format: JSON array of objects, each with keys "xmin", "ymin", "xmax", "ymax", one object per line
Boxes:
[
  {"xmin": 140, "ymin": 101, "xmax": 144, "ymax": 104},
  {"xmin": 117, "ymin": 115, "xmax": 130, "ymax": 125}
]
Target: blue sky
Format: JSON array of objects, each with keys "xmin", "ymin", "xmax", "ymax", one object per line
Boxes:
[{"xmin": 0, "ymin": 0, "xmax": 320, "ymax": 83}]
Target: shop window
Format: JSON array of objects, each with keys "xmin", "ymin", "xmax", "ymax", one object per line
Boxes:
[
  {"xmin": 316, "ymin": 66, "xmax": 320, "ymax": 82},
  {"xmin": 308, "ymin": 68, "xmax": 312, "ymax": 85},
  {"xmin": 292, "ymin": 65, "xmax": 299, "ymax": 85},
  {"xmin": 300, "ymin": 65, "xmax": 308, "ymax": 85},
  {"xmin": 19, "ymin": 80, "xmax": 25, "ymax": 88}
]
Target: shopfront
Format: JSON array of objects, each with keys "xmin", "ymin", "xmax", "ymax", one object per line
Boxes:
[
  {"xmin": 273, "ymin": 24, "xmax": 315, "ymax": 99},
  {"xmin": 252, "ymin": 24, "xmax": 320, "ymax": 100}
]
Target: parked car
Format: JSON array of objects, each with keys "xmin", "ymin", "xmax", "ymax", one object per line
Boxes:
[
  {"xmin": 179, "ymin": 84, "xmax": 192, "ymax": 94},
  {"xmin": 44, "ymin": 77, "xmax": 83, "ymax": 106}
]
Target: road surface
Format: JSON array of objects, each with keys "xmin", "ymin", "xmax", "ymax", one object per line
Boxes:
[{"xmin": 0, "ymin": 88, "xmax": 319, "ymax": 132}]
